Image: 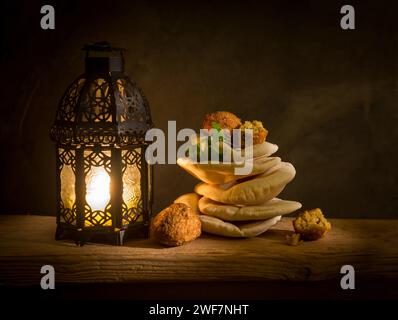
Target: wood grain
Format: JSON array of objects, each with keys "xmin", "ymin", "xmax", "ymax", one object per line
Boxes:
[{"xmin": 0, "ymin": 215, "xmax": 397, "ymax": 285}]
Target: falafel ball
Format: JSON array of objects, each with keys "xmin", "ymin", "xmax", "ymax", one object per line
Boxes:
[
  {"xmin": 240, "ymin": 120, "xmax": 268, "ymax": 145},
  {"xmin": 150, "ymin": 203, "xmax": 201, "ymax": 246},
  {"xmin": 202, "ymin": 111, "xmax": 242, "ymax": 132}
]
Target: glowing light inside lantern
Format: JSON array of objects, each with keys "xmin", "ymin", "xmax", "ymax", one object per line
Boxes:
[{"xmin": 85, "ymin": 166, "xmax": 111, "ymax": 211}]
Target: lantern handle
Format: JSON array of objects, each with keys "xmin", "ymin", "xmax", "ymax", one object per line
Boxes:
[{"xmin": 82, "ymin": 41, "xmax": 126, "ymax": 59}]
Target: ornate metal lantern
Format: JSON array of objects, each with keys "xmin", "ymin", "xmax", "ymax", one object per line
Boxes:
[{"xmin": 50, "ymin": 42, "xmax": 153, "ymax": 245}]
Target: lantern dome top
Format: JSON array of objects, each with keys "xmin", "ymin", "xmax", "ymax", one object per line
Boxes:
[{"xmin": 50, "ymin": 42, "xmax": 153, "ymax": 146}]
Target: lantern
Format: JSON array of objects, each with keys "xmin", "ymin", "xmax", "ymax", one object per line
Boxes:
[{"xmin": 50, "ymin": 42, "xmax": 153, "ymax": 245}]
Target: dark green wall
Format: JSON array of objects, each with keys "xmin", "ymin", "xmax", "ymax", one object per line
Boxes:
[{"xmin": 1, "ymin": 0, "xmax": 397, "ymax": 218}]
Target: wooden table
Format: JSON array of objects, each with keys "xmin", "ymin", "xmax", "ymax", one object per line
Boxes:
[{"xmin": 0, "ymin": 215, "xmax": 397, "ymax": 299}]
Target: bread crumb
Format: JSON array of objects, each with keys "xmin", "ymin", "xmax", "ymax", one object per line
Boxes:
[
  {"xmin": 293, "ymin": 208, "xmax": 331, "ymax": 241},
  {"xmin": 286, "ymin": 233, "xmax": 303, "ymax": 246}
]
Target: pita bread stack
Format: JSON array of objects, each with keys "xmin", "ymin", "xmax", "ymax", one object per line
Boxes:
[{"xmin": 176, "ymin": 141, "xmax": 302, "ymax": 238}]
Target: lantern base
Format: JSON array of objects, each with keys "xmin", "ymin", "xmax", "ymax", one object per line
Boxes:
[{"xmin": 55, "ymin": 223, "xmax": 149, "ymax": 246}]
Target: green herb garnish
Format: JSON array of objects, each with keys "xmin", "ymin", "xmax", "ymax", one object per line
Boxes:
[{"xmin": 211, "ymin": 121, "xmax": 222, "ymax": 132}]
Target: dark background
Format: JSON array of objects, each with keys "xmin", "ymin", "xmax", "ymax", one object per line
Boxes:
[{"xmin": 1, "ymin": 0, "xmax": 397, "ymax": 218}]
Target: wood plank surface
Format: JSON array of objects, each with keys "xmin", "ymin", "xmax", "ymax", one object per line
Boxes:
[{"xmin": 0, "ymin": 215, "xmax": 397, "ymax": 286}]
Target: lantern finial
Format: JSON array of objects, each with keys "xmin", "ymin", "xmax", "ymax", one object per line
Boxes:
[{"xmin": 83, "ymin": 41, "xmax": 126, "ymax": 73}]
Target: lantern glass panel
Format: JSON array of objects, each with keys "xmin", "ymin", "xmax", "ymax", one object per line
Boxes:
[
  {"xmin": 59, "ymin": 148, "xmax": 76, "ymax": 225},
  {"xmin": 83, "ymin": 149, "xmax": 112, "ymax": 227},
  {"xmin": 85, "ymin": 166, "xmax": 110, "ymax": 212},
  {"xmin": 122, "ymin": 149, "xmax": 142, "ymax": 226}
]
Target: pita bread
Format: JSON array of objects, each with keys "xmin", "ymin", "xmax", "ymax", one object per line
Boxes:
[
  {"xmin": 199, "ymin": 215, "xmax": 281, "ymax": 238},
  {"xmin": 195, "ymin": 162, "xmax": 296, "ymax": 205},
  {"xmin": 177, "ymin": 156, "xmax": 281, "ymax": 185},
  {"xmin": 193, "ymin": 137, "xmax": 278, "ymax": 160},
  {"xmin": 198, "ymin": 197, "xmax": 301, "ymax": 221},
  {"xmin": 174, "ymin": 193, "xmax": 201, "ymax": 215},
  {"xmin": 243, "ymin": 141, "xmax": 279, "ymax": 158}
]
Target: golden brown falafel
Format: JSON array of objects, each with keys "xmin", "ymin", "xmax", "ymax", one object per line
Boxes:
[
  {"xmin": 202, "ymin": 111, "xmax": 242, "ymax": 132},
  {"xmin": 293, "ymin": 208, "xmax": 331, "ymax": 241},
  {"xmin": 150, "ymin": 203, "xmax": 201, "ymax": 246},
  {"xmin": 240, "ymin": 120, "xmax": 268, "ymax": 145}
]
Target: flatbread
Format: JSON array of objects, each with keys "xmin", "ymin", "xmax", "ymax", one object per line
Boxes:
[
  {"xmin": 243, "ymin": 141, "xmax": 279, "ymax": 158},
  {"xmin": 198, "ymin": 197, "xmax": 302, "ymax": 221},
  {"xmin": 195, "ymin": 162, "xmax": 296, "ymax": 205},
  {"xmin": 177, "ymin": 156, "xmax": 281, "ymax": 185},
  {"xmin": 174, "ymin": 193, "xmax": 201, "ymax": 215},
  {"xmin": 199, "ymin": 215, "xmax": 281, "ymax": 238}
]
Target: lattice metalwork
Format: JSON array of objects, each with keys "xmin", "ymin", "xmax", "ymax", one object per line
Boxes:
[
  {"xmin": 84, "ymin": 203, "xmax": 112, "ymax": 227},
  {"xmin": 116, "ymin": 79, "xmax": 147, "ymax": 122},
  {"xmin": 116, "ymin": 76, "xmax": 152, "ymax": 140},
  {"xmin": 50, "ymin": 73, "xmax": 152, "ymax": 146},
  {"xmin": 56, "ymin": 78, "xmax": 85, "ymax": 122},
  {"xmin": 83, "ymin": 150, "xmax": 112, "ymax": 174},
  {"xmin": 51, "ymin": 42, "xmax": 153, "ymax": 246},
  {"xmin": 82, "ymin": 79, "xmax": 112, "ymax": 122}
]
